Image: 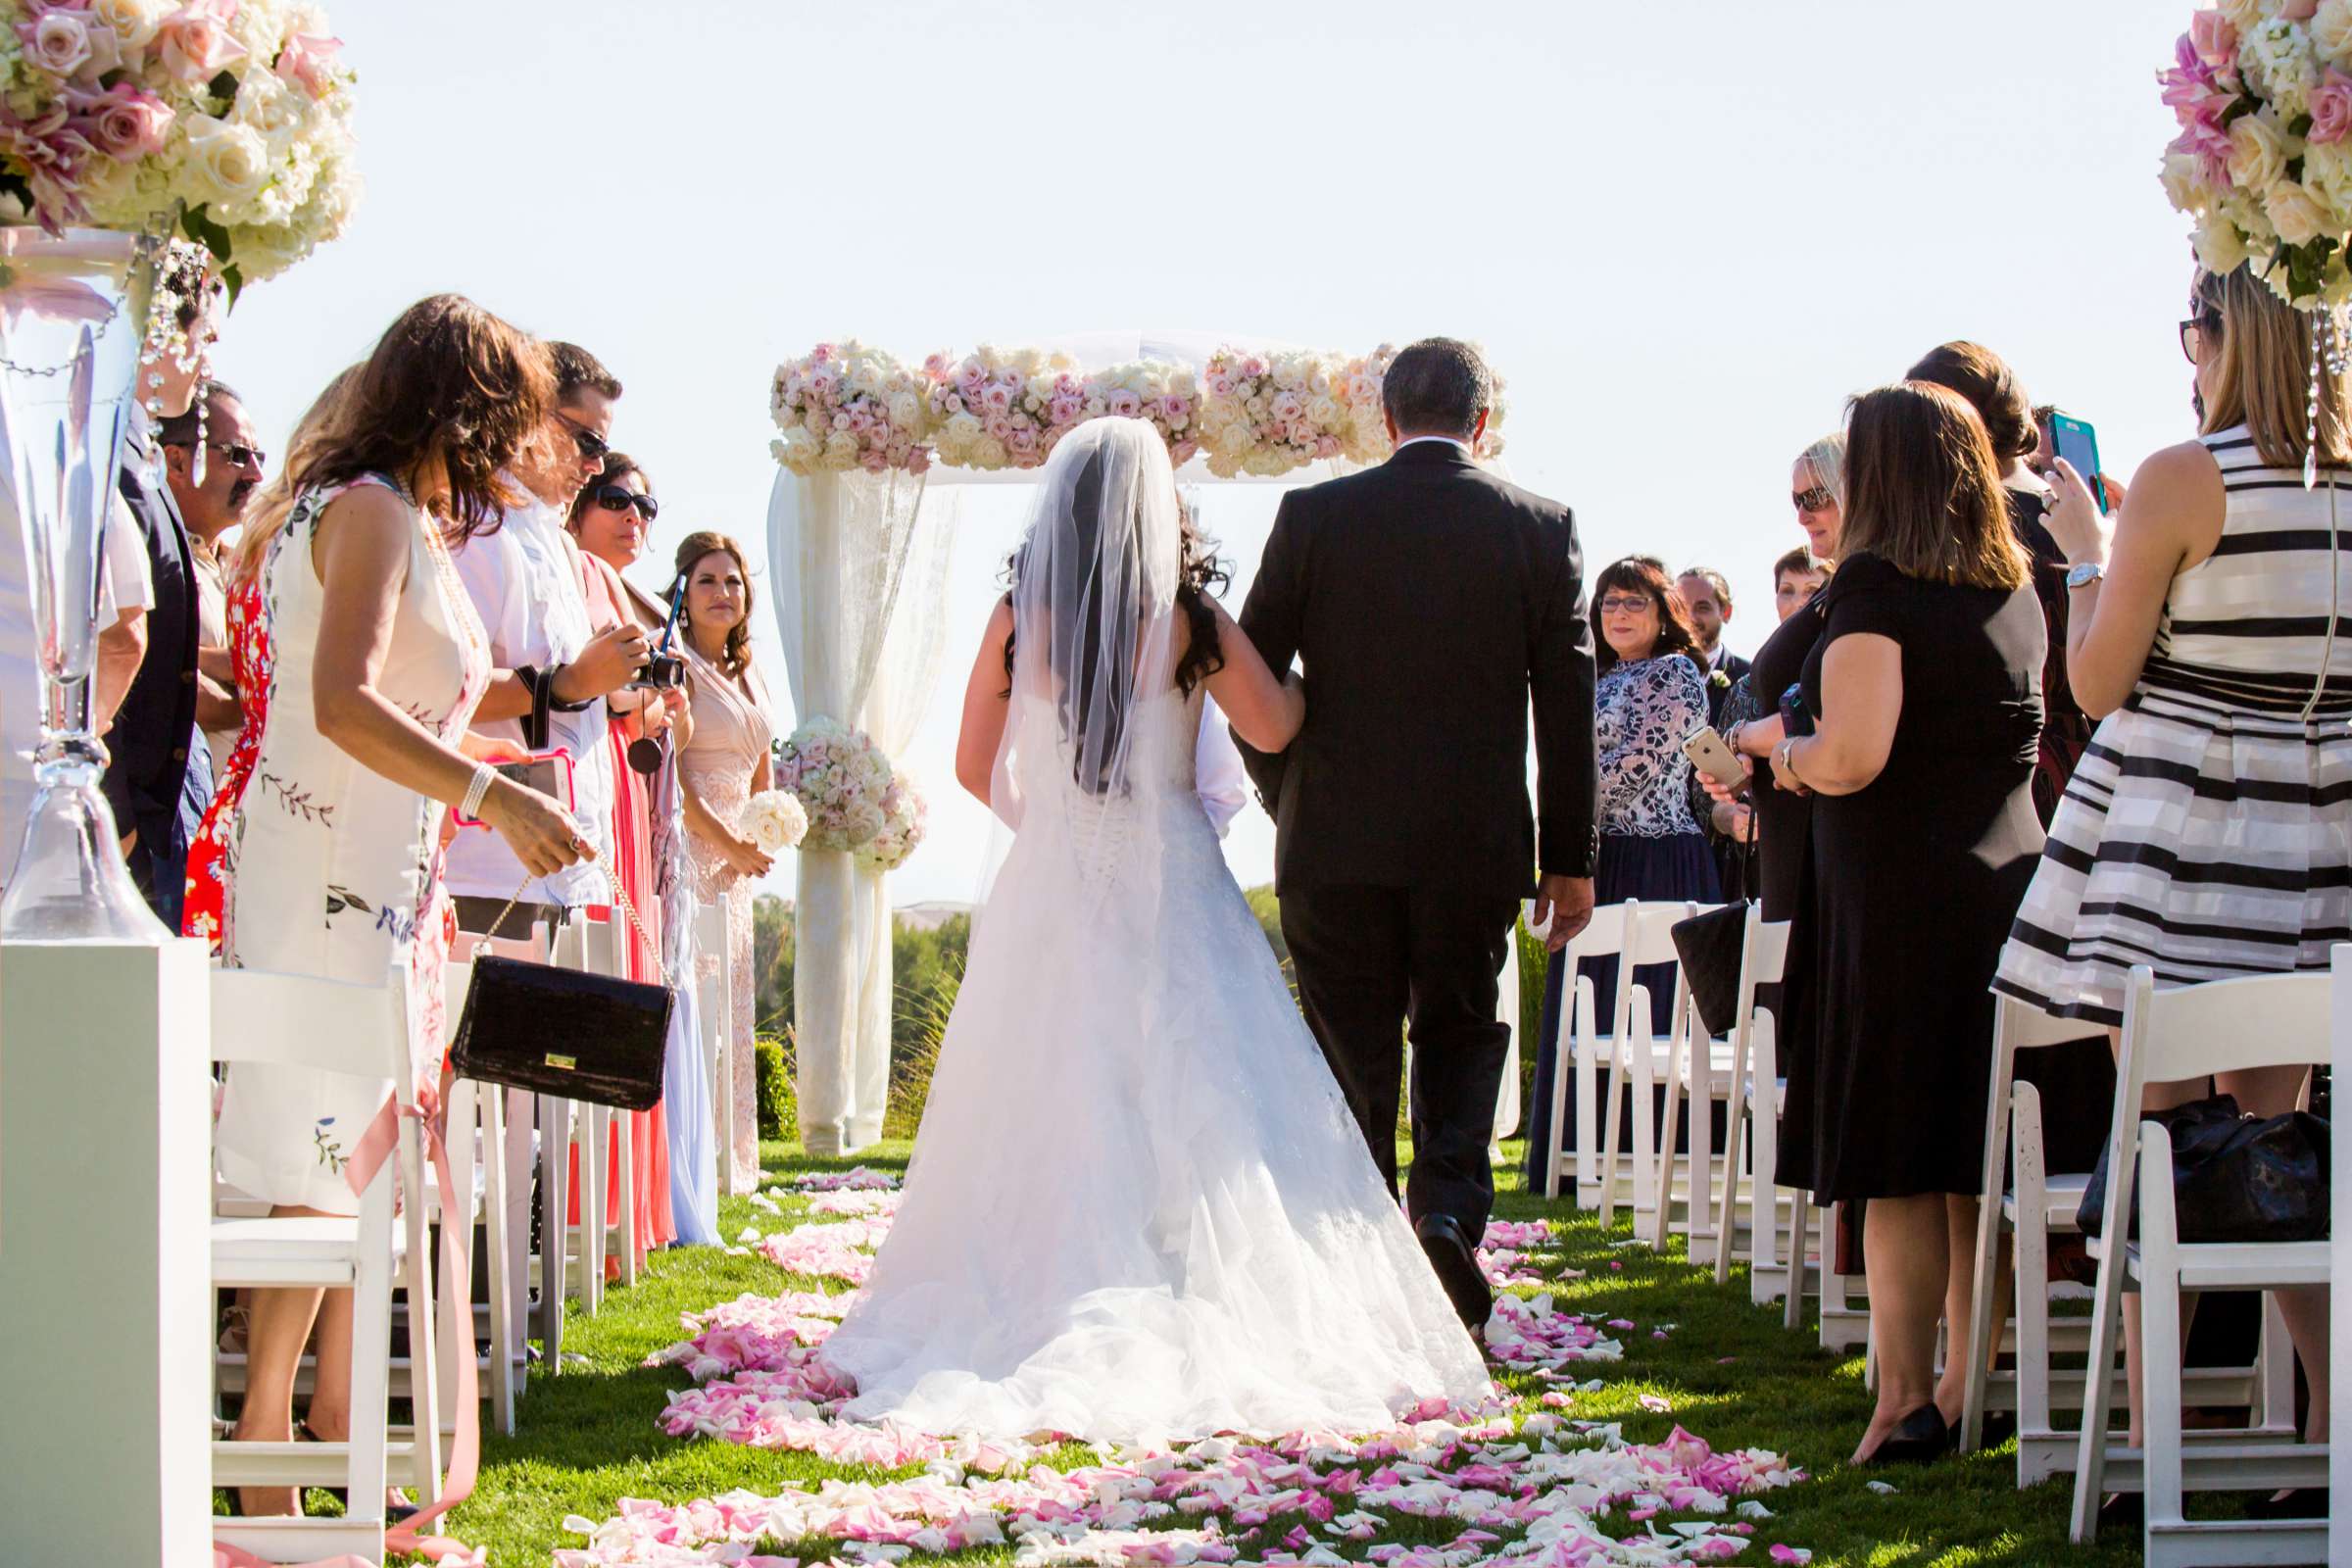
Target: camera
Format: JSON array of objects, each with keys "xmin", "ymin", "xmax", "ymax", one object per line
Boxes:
[{"xmin": 631, "ymin": 651, "xmax": 687, "ymax": 691}]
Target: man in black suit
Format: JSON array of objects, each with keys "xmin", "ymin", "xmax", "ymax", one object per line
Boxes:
[
  {"xmin": 1236, "ymin": 338, "xmax": 1596, "ymax": 1329},
  {"xmin": 1675, "ymin": 566, "xmax": 1748, "ymax": 727}
]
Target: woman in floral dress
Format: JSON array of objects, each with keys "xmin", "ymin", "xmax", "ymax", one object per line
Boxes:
[
  {"xmin": 183, "ymin": 368, "xmax": 365, "ymax": 948},
  {"xmin": 671, "ymin": 530, "xmax": 776, "ymax": 1192},
  {"xmin": 214, "ymin": 298, "xmax": 585, "ymax": 1519}
]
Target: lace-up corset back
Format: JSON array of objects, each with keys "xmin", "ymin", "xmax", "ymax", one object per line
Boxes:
[{"xmin": 1009, "ymin": 682, "xmax": 1204, "ymax": 885}]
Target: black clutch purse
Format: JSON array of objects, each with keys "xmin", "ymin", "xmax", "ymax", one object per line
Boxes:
[
  {"xmin": 450, "ymin": 866, "xmax": 673, "ymax": 1111},
  {"xmin": 1670, "ymin": 836, "xmax": 1756, "ymax": 1040},
  {"xmin": 2078, "ymin": 1093, "xmax": 2329, "ymax": 1244}
]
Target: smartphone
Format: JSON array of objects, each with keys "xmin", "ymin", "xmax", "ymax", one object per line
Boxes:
[
  {"xmin": 1681, "ymin": 724, "xmax": 1749, "ymax": 790},
  {"xmin": 1779, "ymin": 683, "xmax": 1814, "ymax": 738},
  {"xmin": 2045, "ymin": 411, "xmax": 2107, "ymax": 514},
  {"xmin": 456, "ymin": 748, "xmax": 574, "ymax": 827}
]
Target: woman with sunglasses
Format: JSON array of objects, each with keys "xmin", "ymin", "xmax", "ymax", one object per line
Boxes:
[
  {"xmin": 562, "ymin": 451, "xmax": 688, "ymax": 1254},
  {"xmin": 1522, "ymin": 556, "xmax": 1719, "ymax": 1192}
]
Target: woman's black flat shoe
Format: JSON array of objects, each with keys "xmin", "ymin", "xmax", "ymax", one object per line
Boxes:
[
  {"xmin": 2248, "ymin": 1488, "xmax": 2328, "ymax": 1520},
  {"xmin": 1857, "ymin": 1404, "xmax": 1952, "ymax": 1465}
]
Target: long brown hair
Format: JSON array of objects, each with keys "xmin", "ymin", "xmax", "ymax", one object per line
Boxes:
[
  {"xmin": 1591, "ymin": 556, "xmax": 1705, "ymax": 673},
  {"xmin": 1906, "ymin": 341, "xmax": 2039, "ymax": 466},
  {"xmin": 232, "ymin": 364, "xmax": 365, "ymax": 586},
  {"xmin": 1839, "ymin": 381, "xmax": 2030, "ymax": 591},
  {"xmin": 291, "ymin": 294, "xmax": 554, "ymax": 542},
  {"xmin": 2195, "ymin": 265, "xmax": 2352, "ymax": 468},
  {"xmin": 668, "ymin": 530, "xmax": 756, "ymax": 678}
]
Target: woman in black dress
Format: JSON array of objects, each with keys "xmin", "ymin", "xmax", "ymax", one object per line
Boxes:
[{"xmin": 1775, "ymin": 381, "xmax": 2045, "ymax": 1465}]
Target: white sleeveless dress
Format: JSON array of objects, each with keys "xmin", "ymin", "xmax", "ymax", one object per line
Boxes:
[
  {"xmin": 1996, "ymin": 423, "xmax": 2352, "ymax": 1025},
  {"xmin": 214, "ymin": 476, "xmax": 490, "ymax": 1214},
  {"xmin": 819, "ymin": 685, "xmax": 1493, "ymax": 1445}
]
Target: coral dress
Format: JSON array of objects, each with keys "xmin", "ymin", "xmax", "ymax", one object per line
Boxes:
[
  {"xmin": 565, "ymin": 553, "xmax": 676, "ymax": 1255},
  {"xmin": 182, "ymin": 570, "xmax": 271, "ymax": 948},
  {"xmin": 214, "ymin": 476, "xmax": 489, "ymax": 1211}
]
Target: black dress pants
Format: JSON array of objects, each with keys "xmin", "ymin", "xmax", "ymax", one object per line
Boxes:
[{"xmin": 1280, "ymin": 882, "xmax": 1519, "ymax": 1246}]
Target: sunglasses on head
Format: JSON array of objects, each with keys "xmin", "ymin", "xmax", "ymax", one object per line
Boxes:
[
  {"xmin": 594, "ymin": 482, "xmax": 658, "ymax": 521},
  {"xmin": 557, "ymin": 413, "xmax": 609, "ymax": 462},
  {"xmin": 1792, "ymin": 486, "xmax": 1836, "ymax": 513}
]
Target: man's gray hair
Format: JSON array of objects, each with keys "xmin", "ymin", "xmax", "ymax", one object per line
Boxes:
[{"xmin": 1382, "ymin": 337, "xmax": 1493, "ymax": 440}]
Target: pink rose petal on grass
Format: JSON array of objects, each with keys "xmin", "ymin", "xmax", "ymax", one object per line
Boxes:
[
  {"xmin": 1639, "ymin": 1394, "xmax": 1674, "ymax": 1413},
  {"xmin": 1769, "ymin": 1548, "xmax": 1813, "ymax": 1566}
]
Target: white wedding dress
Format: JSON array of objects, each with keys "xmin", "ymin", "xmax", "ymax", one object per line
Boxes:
[{"xmin": 820, "ymin": 420, "xmax": 1492, "ymax": 1445}]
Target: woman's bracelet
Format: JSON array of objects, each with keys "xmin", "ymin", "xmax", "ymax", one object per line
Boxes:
[
  {"xmin": 1775, "ymin": 736, "xmax": 1801, "ymax": 788},
  {"xmin": 462, "ymin": 761, "xmax": 496, "ymax": 821},
  {"xmin": 1725, "ymin": 719, "xmax": 1746, "ymax": 757}
]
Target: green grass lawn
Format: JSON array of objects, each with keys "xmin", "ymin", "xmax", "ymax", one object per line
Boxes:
[{"xmin": 346, "ymin": 1137, "xmax": 2152, "ymax": 1566}]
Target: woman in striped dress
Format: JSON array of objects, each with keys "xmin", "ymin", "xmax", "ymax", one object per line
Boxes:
[{"xmin": 1993, "ymin": 264, "xmax": 2340, "ymax": 1474}]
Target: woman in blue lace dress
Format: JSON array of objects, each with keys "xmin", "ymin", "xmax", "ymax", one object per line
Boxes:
[{"xmin": 1523, "ymin": 557, "xmax": 1720, "ymax": 1189}]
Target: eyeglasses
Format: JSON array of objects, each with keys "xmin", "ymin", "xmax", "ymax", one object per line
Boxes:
[
  {"xmin": 208, "ymin": 440, "xmax": 266, "ymax": 471},
  {"xmin": 593, "ymin": 482, "xmax": 658, "ymax": 521},
  {"xmin": 2180, "ymin": 315, "xmax": 2220, "ymax": 365},
  {"xmin": 1597, "ymin": 594, "xmax": 1655, "ymax": 614},
  {"xmin": 1792, "ymin": 486, "xmax": 1836, "ymax": 513},
  {"xmin": 556, "ymin": 413, "xmax": 609, "ymax": 462}
]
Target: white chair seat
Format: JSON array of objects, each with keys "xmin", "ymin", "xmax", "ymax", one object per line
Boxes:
[
  {"xmin": 210, "ymin": 1213, "xmax": 405, "ymax": 1288},
  {"xmin": 2094, "ymin": 1237, "xmax": 2333, "ymax": 1290},
  {"xmin": 2001, "ymin": 1172, "xmax": 2091, "ymax": 1232}
]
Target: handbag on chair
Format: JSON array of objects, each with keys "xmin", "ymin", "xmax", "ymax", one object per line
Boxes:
[
  {"xmin": 450, "ymin": 858, "xmax": 673, "ymax": 1111},
  {"xmin": 1670, "ymin": 835, "xmax": 1755, "ymax": 1040},
  {"xmin": 2076, "ymin": 1093, "xmax": 2329, "ymax": 1244}
]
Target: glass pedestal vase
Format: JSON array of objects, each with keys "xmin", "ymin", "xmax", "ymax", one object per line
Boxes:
[{"xmin": 0, "ymin": 226, "xmax": 166, "ymax": 943}]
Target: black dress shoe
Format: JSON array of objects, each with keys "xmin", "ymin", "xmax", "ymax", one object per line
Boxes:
[
  {"xmin": 1856, "ymin": 1404, "xmax": 1952, "ymax": 1465},
  {"xmin": 2097, "ymin": 1491, "xmax": 2143, "ymax": 1532},
  {"xmin": 2248, "ymin": 1487, "xmax": 2328, "ymax": 1520},
  {"xmin": 1414, "ymin": 1212, "xmax": 1493, "ymax": 1331},
  {"xmin": 1949, "ymin": 1410, "xmax": 2016, "ymax": 1449}
]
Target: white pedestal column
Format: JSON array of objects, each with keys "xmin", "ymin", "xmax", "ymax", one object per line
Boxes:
[{"xmin": 0, "ymin": 939, "xmax": 212, "ymax": 1565}]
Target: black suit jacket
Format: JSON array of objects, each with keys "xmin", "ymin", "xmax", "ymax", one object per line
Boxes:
[
  {"xmin": 1235, "ymin": 441, "xmax": 1596, "ymax": 897},
  {"xmin": 103, "ymin": 421, "xmax": 212, "ymax": 901},
  {"xmin": 1704, "ymin": 649, "xmax": 1751, "ymax": 728}
]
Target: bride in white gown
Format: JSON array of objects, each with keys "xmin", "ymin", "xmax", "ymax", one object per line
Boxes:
[{"xmin": 820, "ymin": 417, "xmax": 1493, "ymax": 1445}]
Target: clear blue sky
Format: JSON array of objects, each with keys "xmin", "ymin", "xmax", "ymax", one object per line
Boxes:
[{"xmin": 217, "ymin": 0, "xmax": 2193, "ymax": 905}]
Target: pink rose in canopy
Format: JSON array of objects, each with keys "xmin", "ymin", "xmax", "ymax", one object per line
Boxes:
[
  {"xmin": 2188, "ymin": 10, "xmax": 2237, "ymax": 68},
  {"xmin": 2314, "ymin": 70, "xmax": 2352, "ymax": 143},
  {"xmin": 66, "ymin": 82, "xmax": 175, "ymax": 161},
  {"xmin": 2286, "ymin": 0, "xmax": 2322, "ymax": 19},
  {"xmin": 157, "ymin": 0, "xmax": 249, "ymax": 83},
  {"xmin": 272, "ymin": 31, "xmax": 345, "ymax": 100},
  {"xmin": 18, "ymin": 9, "xmax": 96, "ymax": 78}
]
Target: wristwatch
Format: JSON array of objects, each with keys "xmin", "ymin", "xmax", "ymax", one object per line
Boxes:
[{"xmin": 2065, "ymin": 560, "xmax": 2106, "ymax": 590}]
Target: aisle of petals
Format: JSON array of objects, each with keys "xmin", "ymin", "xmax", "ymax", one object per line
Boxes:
[{"xmin": 560, "ymin": 1175, "xmax": 1815, "ymax": 1568}]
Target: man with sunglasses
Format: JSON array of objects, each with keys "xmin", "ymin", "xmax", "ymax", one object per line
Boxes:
[
  {"xmin": 447, "ymin": 341, "xmax": 648, "ymax": 941},
  {"xmin": 160, "ymin": 380, "xmax": 262, "ymax": 788}
]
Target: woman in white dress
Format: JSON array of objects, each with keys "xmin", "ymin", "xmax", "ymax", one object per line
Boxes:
[
  {"xmin": 820, "ymin": 418, "xmax": 1493, "ymax": 1445},
  {"xmin": 215, "ymin": 296, "xmax": 589, "ymax": 1516}
]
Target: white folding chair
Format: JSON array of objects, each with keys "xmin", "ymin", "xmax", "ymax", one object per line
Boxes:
[
  {"xmin": 582, "ymin": 911, "xmax": 641, "ymax": 1289},
  {"xmin": 695, "ymin": 900, "xmax": 742, "ymax": 1196},
  {"xmin": 1698, "ymin": 913, "xmax": 1792, "ymax": 1289},
  {"xmin": 2070, "ymin": 964, "xmax": 2329, "ymax": 1564},
  {"xmin": 1782, "ymin": 1191, "xmax": 1871, "ymax": 1351},
  {"xmin": 542, "ymin": 913, "xmax": 608, "ymax": 1319},
  {"xmin": 440, "ymin": 926, "xmax": 543, "ymax": 1437},
  {"xmin": 1593, "ymin": 903, "xmax": 1701, "ymax": 1233},
  {"xmin": 210, "ymin": 967, "xmax": 442, "ymax": 1565}
]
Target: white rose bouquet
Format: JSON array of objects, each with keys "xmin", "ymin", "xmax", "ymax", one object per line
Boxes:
[
  {"xmin": 0, "ymin": 0, "xmax": 361, "ymax": 290},
  {"xmin": 774, "ymin": 717, "xmax": 927, "ymax": 872},
  {"xmin": 737, "ymin": 788, "xmax": 808, "ymax": 855},
  {"xmin": 770, "ymin": 341, "xmax": 935, "ymax": 475},
  {"xmin": 2160, "ymin": 1, "xmax": 2352, "ymax": 305}
]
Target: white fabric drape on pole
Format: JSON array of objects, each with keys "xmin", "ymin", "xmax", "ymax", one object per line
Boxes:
[{"xmin": 768, "ymin": 466, "xmax": 952, "ymax": 1155}]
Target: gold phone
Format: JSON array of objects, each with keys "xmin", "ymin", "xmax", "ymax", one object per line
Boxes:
[{"xmin": 1681, "ymin": 724, "xmax": 1748, "ymax": 791}]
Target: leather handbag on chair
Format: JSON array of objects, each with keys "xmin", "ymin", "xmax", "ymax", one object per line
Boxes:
[
  {"xmin": 450, "ymin": 859, "xmax": 673, "ymax": 1111},
  {"xmin": 1670, "ymin": 836, "xmax": 1755, "ymax": 1040},
  {"xmin": 2077, "ymin": 1093, "xmax": 2329, "ymax": 1244}
]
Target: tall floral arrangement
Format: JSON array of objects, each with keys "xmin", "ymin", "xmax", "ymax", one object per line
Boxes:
[
  {"xmin": 2161, "ymin": 0, "xmax": 2352, "ymax": 305},
  {"xmin": 773, "ymin": 718, "xmax": 927, "ymax": 873},
  {"xmin": 770, "ymin": 341, "xmax": 934, "ymax": 476},
  {"xmin": 0, "ymin": 0, "xmax": 360, "ymax": 290}
]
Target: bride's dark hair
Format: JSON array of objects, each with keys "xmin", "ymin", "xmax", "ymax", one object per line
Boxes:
[{"xmin": 1000, "ymin": 459, "xmax": 1229, "ymax": 699}]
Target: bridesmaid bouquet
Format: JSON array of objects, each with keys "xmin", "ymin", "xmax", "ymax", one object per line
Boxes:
[
  {"xmin": 2160, "ymin": 0, "xmax": 2352, "ymax": 304},
  {"xmin": 0, "ymin": 0, "xmax": 362, "ymax": 288},
  {"xmin": 774, "ymin": 718, "xmax": 926, "ymax": 872},
  {"xmin": 738, "ymin": 789, "xmax": 808, "ymax": 856}
]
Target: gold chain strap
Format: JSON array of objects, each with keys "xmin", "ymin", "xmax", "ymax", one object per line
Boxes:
[{"xmin": 483, "ymin": 849, "xmax": 667, "ymax": 990}]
